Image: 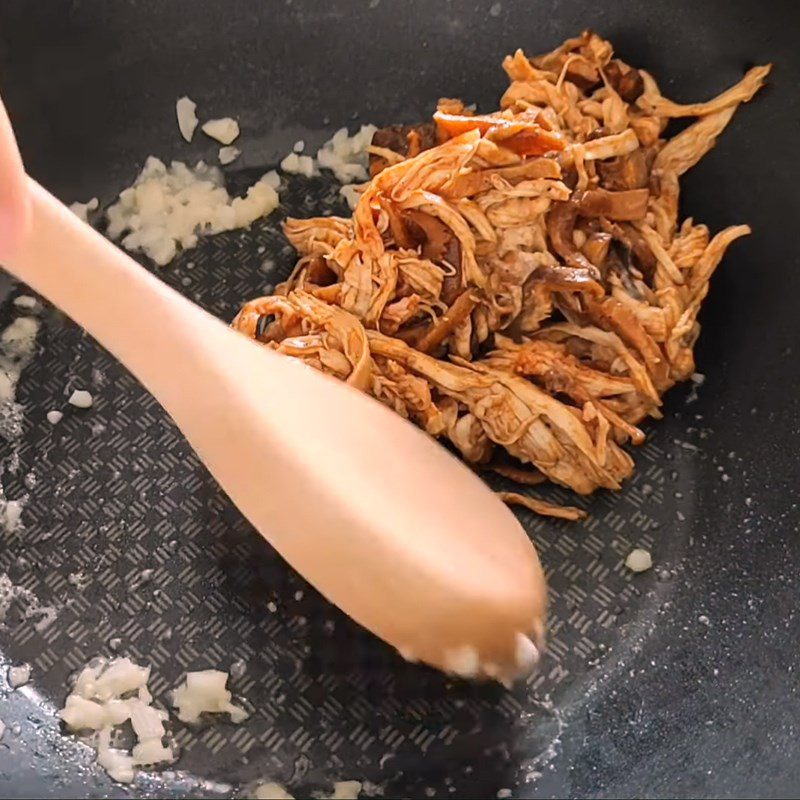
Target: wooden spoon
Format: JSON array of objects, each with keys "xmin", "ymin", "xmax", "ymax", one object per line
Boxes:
[{"xmin": 0, "ymin": 101, "xmax": 546, "ymax": 683}]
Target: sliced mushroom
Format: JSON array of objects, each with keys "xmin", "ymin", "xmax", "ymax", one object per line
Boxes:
[
  {"xmin": 369, "ymin": 123, "xmax": 437, "ymax": 176},
  {"xmin": 604, "ymin": 60, "xmax": 645, "ymax": 103},
  {"xmin": 304, "ymin": 256, "xmax": 339, "ymax": 287},
  {"xmin": 577, "ymin": 188, "xmax": 650, "ymax": 221},
  {"xmin": 597, "ymin": 148, "xmax": 649, "ymax": 190},
  {"xmin": 533, "ymin": 264, "xmax": 604, "ymax": 297},
  {"xmin": 582, "ymin": 232, "xmax": 612, "ymax": 270},
  {"xmin": 547, "ymin": 201, "xmax": 603, "ymax": 279},
  {"xmin": 402, "ymin": 209, "xmax": 463, "ymax": 303},
  {"xmin": 417, "ymin": 290, "xmax": 479, "ymax": 355},
  {"xmin": 600, "ymin": 218, "xmax": 658, "ymax": 282}
]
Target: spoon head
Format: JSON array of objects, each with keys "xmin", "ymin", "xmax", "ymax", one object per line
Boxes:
[{"xmin": 191, "ymin": 334, "xmax": 547, "ymax": 683}]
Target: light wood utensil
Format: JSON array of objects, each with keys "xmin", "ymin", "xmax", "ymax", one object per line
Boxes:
[{"xmin": 0, "ymin": 100, "xmax": 546, "ymax": 683}]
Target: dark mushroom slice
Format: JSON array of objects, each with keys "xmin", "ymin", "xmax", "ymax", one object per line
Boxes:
[
  {"xmin": 604, "ymin": 59, "xmax": 645, "ymax": 103},
  {"xmin": 576, "ymin": 188, "xmax": 650, "ymax": 221},
  {"xmin": 547, "ymin": 200, "xmax": 604, "ymax": 281}
]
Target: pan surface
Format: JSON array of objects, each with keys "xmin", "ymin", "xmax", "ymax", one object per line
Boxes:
[{"xmin": 0, "ymin": 1, "xmax": 798, "ymax": 797}]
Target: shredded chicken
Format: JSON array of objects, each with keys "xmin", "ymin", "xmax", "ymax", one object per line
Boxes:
[
  {"xmin": 498, "ymin": 491, "xmax": 586, "ymax": 521},
  {"xmin": 232, "ymin": 32, "xmax": 769, "ymax": 518}
]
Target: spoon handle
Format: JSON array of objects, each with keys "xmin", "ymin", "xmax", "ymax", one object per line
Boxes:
[{"xmin": 11, "ymin": 180, "xmax": 230, "ymax": 412}]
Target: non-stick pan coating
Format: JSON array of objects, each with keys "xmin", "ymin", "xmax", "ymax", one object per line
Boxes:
[{"xmin": 0, "ymin": 1, "xmax": 798, "ymax": 797}]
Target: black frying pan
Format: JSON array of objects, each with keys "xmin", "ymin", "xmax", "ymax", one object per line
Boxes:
[{"xmin": 0, "ymin": 1, "xmax": 798, "ymax": 797}]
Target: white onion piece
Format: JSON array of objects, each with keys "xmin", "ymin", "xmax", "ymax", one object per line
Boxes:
[
  {"xmin": 2, "ymin": 501, "xmax": 23, "ymax": 534},
  {"xmin": 59, "ymin": 658, "xmax": 176, "ymax": 783},
  {"xmin": 0, "ymin": 315, "xmax": 39, "ymax": 406},
  {"xmin": 129, "ymin": 700, "xmax": 167, "ymax": 741},
  {"xmin": 68, "ymin": 389, "xmax": 93, "ymax": 409},
  {"xmin": 7, "ymin": 663, "xmax": 31, "ymax": 688},
  {"xmin": 229, "ymin": 659, "xmax": 247, "ymax": 679},
  {"xmin": 2, "ymin": 317, "xmax": 38, "ymax": 357},
  {"xmin": 315, "ymin": 124, "xmax": 376, "ymax": 184},
  {"xmin": 172, "ymin": 669, "xmax": 248, "ymax": 724},
  {"xmin": 104, "ymin": 698, "xmax": 133, "ymax": 726},
  {"xmin": 106, "ymin": 157, "xmax": 279, "ymax": 265},
  {"xmin": 201, "ymin": 117, "xmax": 240, "ymax": 145},
  {"xmin": 218, "ymin": 145, "xmax": 241, "ymax": 165},
  {"xmin": 97, "ymin": 729, "xmax": 135, "ymax": 784},
  {"xmin": 625, "ymin": 548, "xmax": 653, "ymax": 572},
  {"xmin": 13, "ymin": 295, "xmax": 38, "ymax": 310},
  {"xmin": 339, "ymin": 184, "xmax": 362, "ymax": 210},
  {"xmin": 262, "ymin": 170, "xmax": 281, "ymax": 189},
  {"xmin": 226, "ymin": 702, "xmax": 250, "ymax": 724},
  {"xmin": 176, "ymin": 96, "xmax": 199, "ymax": 143},
  {"xmin": 92, "ymin": 658, "xmax": 149, "ymax": 700},
  {"xmin": 69, "ymin": 197, "xmax": 99, "ymax": 223},
  {"xmin": 59, "ymin": 695, "xmax": 109, "ymax": 731},
  {"xmin": 330, "ymin": 781, "xmax": 363, "ymax": 799},
  {"xmin": 280, "ymin": 152, "xmax": 317, "ymax": 177},
  {"xmin": 71, "ymin": 666, "xmax": 96, "ymax": 698},
  {"xmin": 132, "ymin": 739, "xmax": 174, "ymax": 766}
]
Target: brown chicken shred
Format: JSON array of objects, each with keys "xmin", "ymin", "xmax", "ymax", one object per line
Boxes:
[{"xmin": 232, "ymin": 32, "xmax": 769, "ymax": 519}]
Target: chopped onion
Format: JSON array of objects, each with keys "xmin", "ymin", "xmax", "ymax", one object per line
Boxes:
[
  {"xmin": 1, "ymin": 317, "xmax": 38, "ymax": 357},
  {"xmin": 339, "ymin": 184, "xmax": 362, "ymax": 210},
  {"xmin": 280, "ymin": 152, "xmax": 317, "ymax": 177},
  {"xmin": 106, "ymin": 157, "xmax": 279, "ymax": 266},
  {"xmin": 176, "ymin": 96, "xmax": 199, "ymax": 143},
  {"xmin": 201, "ymin": 117, "xmax": 240, "ymax": 145},
  {"xmin": 330, "ymin": 781, "xmax": 363, "ymax": 800},
  {"xmin": 59, "ymin": 695, "xmax": 109, "ymax": 731},
  {"xmin": 69, "ymin": 197, "xmax": 99, "ymax": 223},
  {"xmin": 7, "ymin": 663, "xmax": 31, "ymax": 688},
  {"xmin": 132, "ymin": 739, "xmax": 174, "ymax": 766},
  {"xmin": 625, "ymin": 548, "xmax": 653, "ymax": 572},
  {"xmin": 46, "ymin": 410, "xmax": 63, "ymax": 425},
  {"xmin": 129, "ymin": 699, "xmax": 167, "ymax": 741},
  {"xmin": 92, "ymin": 658, "xmax": 150, "ymax": 700},
  {"xmin": 172, "ymin": 669, "xmax": 248, "ymax": 724},
  {"xmin": 105, "ymin": 698, "xmax": 133, "ymax": 726},
  {"xmin": 72, "ymin": 662, "xmax": 102, "ymax": 698},
  {"xmin": 59, "ymin": 658, "xmax": 175, "ymax": 783},
  {"xmin": 315, "ymin": 124, "xmax": 376, "ymax": 184},
  {"xmin": 262, "ymin": 170, "xmax": 281, "ymax": 190},
  {"xmin": 0, "ymin": 315, "xmax": 36, "ymax": 403},
  {"xmin": 2, "ymin": 500, "xmax": 24, "ymax": 534},
  {"xmin": 231, "ymin": 181, "xmax": 280, "ymax": 228},
  {"xmin": 218, "ymin": 145, "xmax": 241, "ymax": 165},
  {"xmin": 68, "ymin": 389, "xmax": 93, "ymax": 409},
  {"xmin": 59, "ymin": 657, "xmax": 256, "ymax": 784},
  {"xmin": 97, "ymin": 729, "xmax": 135, "ymax": 784},
  {"xmin": 227, "ymin": 703, "xmax": 250, "ymax": 724},
  {"xmin": 12, "ymin": 295, "xmax": 38, "ymax": 311}
]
